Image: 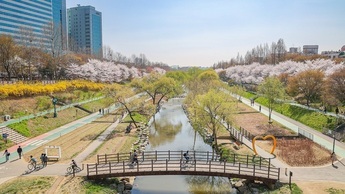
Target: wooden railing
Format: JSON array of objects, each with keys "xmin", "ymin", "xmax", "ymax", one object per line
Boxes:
[
  {"xmin": 89, "ymin": 151, "xmax": 279, "ymax": 183},
  {"xmin": 96, "ymin": 150, "xmax": 271, "ymax": 167}
]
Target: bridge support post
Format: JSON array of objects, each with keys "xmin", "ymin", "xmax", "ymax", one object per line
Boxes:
[
  {"xmin": 209, "ymin": 160, "xmax": 211, "ymax": 172},
  {"xmin": 238, "ymin": 163, "xmax": 240, "ymax": 174},
  {"xmin": 268, "ymin": 158, "xmax": 271, "ymax": 178},
  {"xmin": 253, "ymin": 164, "xmax": 255, "ymax": 176}
]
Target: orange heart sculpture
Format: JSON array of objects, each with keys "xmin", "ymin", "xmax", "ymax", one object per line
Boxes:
[{"xmin": 252, "ymin": 135, "xmax": 277, "ymax": 155}]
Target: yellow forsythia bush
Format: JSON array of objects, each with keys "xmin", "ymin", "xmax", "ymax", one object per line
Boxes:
[{"xmin": 0, "ymin": 80, "xmax": 105, "ymax": 98}]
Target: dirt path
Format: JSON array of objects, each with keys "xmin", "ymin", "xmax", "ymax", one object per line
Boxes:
[
  {"xmin": 295, "ymin": 181, "xmax": 345, "ymax": 194},
  {"xmin": 46, "ymin": 176, "xmax": 64, "ymax": 194}
]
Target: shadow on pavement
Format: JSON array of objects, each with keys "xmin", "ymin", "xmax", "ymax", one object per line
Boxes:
[{"xmin": 22, "ymin": 164, "xmax": 46, "ymax": 175}]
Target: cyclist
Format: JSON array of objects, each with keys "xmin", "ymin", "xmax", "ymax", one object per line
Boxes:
[
  {"xmin": 183, "ymin": 151, "xmax": 190, "ymax": 163},
  {"xmin": 71, "ymin": 159, "xmax": 78, "ymax": 171},
  {"xmin": 29, "ymin": 155, "xmax": 37, "ymax": 169}
]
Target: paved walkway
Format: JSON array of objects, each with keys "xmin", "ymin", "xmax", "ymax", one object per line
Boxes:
[{"xmin": 0, "ymin": 104, "xmax": 125, "ymax": 184}]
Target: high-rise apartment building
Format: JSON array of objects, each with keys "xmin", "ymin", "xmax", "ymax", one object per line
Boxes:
[
  {"xmin": 68, "ymin": 5, "xmax": 102, "ymax": 57},
  {"xmin": 0, "ymin": 0, "xmax": 67, "ymax": 51}
]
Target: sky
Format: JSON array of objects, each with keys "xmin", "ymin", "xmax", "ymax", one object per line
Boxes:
[{"xmin": 66, "ymin": 0, "xmax": 345, "ymax": 67}]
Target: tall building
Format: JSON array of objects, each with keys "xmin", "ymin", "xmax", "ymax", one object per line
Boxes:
[
  {"xmin": 68, "ymin": 5, "xmax": 103, "ymax": 57},
  {"xmin": 0, "ymin": 0, "xmax": 67, "ymax": 51}
]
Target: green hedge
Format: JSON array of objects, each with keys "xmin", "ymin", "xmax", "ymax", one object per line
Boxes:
[{"xmin": 255, "ymin": 97, "xmax": 338, "ymax": 132}]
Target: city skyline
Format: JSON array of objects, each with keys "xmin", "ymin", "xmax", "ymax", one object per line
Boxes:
[{"xmin": 67, "ymin": 0, "xmax": 344, "ymax": 67}]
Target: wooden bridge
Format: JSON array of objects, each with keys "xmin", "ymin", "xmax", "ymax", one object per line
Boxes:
[{"xmin": 87, "ymin": 151, "xmax": 280, "ymax": 184}]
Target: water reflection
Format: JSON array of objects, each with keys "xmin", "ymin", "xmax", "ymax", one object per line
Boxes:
[{"xmin": 132, "ymin": 98, "xmax": 233, "ymax": 194}]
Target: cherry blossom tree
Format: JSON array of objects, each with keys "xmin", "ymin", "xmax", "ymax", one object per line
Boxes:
[{"xmin": 217, "ymin": 59, "xmax": 344, "ymax": 85}]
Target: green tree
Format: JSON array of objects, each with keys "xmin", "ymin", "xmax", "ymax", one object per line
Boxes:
[
  {"xmin": 131, "ymin": 73, "xmax": 183, "ymax": 112},
  {"xmin": 104, "ymin": 84, "xmax": 150, "ymax": 127},
  {"xmin": 165, "ymin": 71, "xmax": 188, "ymax": 84},
  {"xmin": 258, "ymin": 77, "xmax": 285, "ymax": 123},
  {"xmin": 192, "ymin": 89, "xmax": 236, "ymax": 149}
]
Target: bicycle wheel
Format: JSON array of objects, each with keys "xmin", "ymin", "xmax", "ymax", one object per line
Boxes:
[
  {"xmin": 75, "ymin": 167, "xmax": 81, "ymax": 172},
  {"xmin": 67, "ymin": 166, "xmax": 73, "ymax": 173},
  {"xmin": 28, "ymin": 164, "xmax": 34, "ymax": 170}
]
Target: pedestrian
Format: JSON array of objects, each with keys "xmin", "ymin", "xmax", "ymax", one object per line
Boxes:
[
  {"xmin": 3, "ymin": 149, "xmax": 10, "ymax": 162},
  {"xmin": 43, "ymin": 154, "xmax": 48, "ymax": 167},
  {"xmin": 259, "ymin": 105, "xmax": 261, "ymax": 112},
  {"xmin": 17, "ymin": 146, "xmax": 23, "ymax": 159},
  {"xmin": 335, "ymin": 107, "xmax": 339, "ymax": 115},
  {"xmin": 99, "ymin": 109, "xmax": 101, "ymax": 114},
  {"xmin": 331, "ymin": 152, "xmax": 337, "ymax": 166},
  {"xmin": 40, "ymin": 153, "xmax": 45, "ymax": 165}
]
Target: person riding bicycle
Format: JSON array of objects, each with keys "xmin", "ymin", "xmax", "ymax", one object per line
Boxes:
[
  {"xmin": 29, "ymin": 155, "xmax": 37, "ymax": 169},
  {"xmin": 71, "ymin": 159, "xmax": 78, "ymax": 170},
  {"xmin": 183, "ymin": 151, "xmax": 190, "ymax": 163}
]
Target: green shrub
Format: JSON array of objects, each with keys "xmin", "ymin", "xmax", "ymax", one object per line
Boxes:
[
  {"xmin": 255, "ymin": 97, "xmax": 338, "ymax": 132},
  {"xmin": 242, "ymin": 91, "xmax": 257, "ymax": 99},
  {"xmin": 36, "ymin": 96, "xmax": 52, "ymax": 111},
  {"xmin": 8, "ymin": 120, "xmax": 31, "ymax": 137}
]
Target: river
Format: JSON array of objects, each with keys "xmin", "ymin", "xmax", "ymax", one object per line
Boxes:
[{"xmin": 131, "ymin": 98, "xmax": 234, "ymax": 194}]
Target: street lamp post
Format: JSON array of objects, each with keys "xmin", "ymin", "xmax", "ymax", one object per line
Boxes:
[
  {"xmin": 52, "ymin": 97, "xmax": 58, "ymax": 118},
  {"xmin": 332, "ymin": 134, "xmax": 336, "ymax": 154}
]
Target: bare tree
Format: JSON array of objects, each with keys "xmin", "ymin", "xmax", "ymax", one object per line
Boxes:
[
  {"xmin": 41, "ymin": 22, "xmax": 67, "ymax": 79},
  {"xmin": 276, "ymin": 38, "xmax": 286, "ymax": 63},
  {"xmin": 0, "ymin": 35, "xmax": 18, "ymax": 80}
]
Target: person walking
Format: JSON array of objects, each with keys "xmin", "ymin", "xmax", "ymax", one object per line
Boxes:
[
  {"xmin": 17, "ymin": 146, "xmax": 23, "ymax": 159},
  {"xmin": 3, "ymin": 149, "xmax": 10, "ymax": 162},
  {"xmin": 40, "ymin": 153, "xmax": 45, "ymax": 165},
  {"xmin": 43, "ymin": 154, "xmax": 48, "ymax": 167}
]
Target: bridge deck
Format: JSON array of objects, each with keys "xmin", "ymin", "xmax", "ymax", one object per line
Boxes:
[{"xmin": 87, "ymin": 159, "xmax": 279, "ymax": 183}]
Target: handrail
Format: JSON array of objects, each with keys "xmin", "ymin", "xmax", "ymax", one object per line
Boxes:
[
  {"xmin": 87, "ymin": 159, "xmax": 279, "ymax": 183},
  {"xmin": 96, "ymin": 150, "xmax": 272, "ymax": 167}
]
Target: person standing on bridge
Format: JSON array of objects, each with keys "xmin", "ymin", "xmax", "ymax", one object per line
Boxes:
[
  {"xmin": 131, "ymin": 150, "xmax": 138, "ymax": 165},
  {"xmin": 17, "ymin": 146, "xmax": 23, "ymax": 159}
]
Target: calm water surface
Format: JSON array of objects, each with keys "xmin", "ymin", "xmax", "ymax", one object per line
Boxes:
[{"xmin": 131, "ymin": 98, "xmax": 233, "ymax": 194}]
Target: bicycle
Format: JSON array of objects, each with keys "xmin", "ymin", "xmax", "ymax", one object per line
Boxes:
[
  {"xmin": 67, "ymin": 165, "xmax": 81, "ymax": 174},
  {"xmin": 181, "ymin": 156, "xmax": 195, "ymax": 167},
  {"xmin": 28, "ymin": 163, "xmax": 45, "ymax": 171},
  {"xmin": 27, "ymin": 163, "xmax": 36, "ymax": 171}
]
